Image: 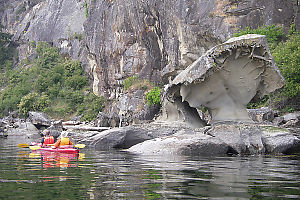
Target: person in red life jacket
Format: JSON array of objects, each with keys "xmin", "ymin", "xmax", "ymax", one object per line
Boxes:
[
  {"xmin": 54, "ymin": 132, "xmax": 73, "ymax": 148},
  {"xmin": 41, "ymin": 130, "xmax": 55, "ymax": 147}
]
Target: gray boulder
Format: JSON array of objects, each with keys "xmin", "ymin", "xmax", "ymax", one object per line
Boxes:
[
  {"xmin": 28, "ymin": 111, "xmax": 52, "ymax": 127},
  {"xmin": 6, "ymin": 120, "xmax": 40, "ymax": 139},
  {"xmin": 261, "ymin": 126, "xmax": 296, "ymax": 154},
  {"xmin": 127, "ymin": 123, "xmax": 299, "ymax": 156},
  {"xmin": 281, "ymin": 112, "xmax": 300, "ymax": 128},
  {"xmin": 128, "ymin": 129, "xmax": 228, "ymax": 156},
  {"xmin": 79, "ymin": 123, "xmax": 183, "ymax": 150},
  {"xmin": 93, "ymin": 112, "xmax": 120, "ymax": 128},
  {"xmin": 206, "ymin": 123, "xmax": 265, "ymax": 155},
  {"xmin": 80, "ymin": 121, "xmax": 300, "ymax": 156},
  {"xmin": 247, "ymin": 107, "xmax": 275, "ymax": 123}
]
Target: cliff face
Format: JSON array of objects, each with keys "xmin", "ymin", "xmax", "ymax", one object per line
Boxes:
[{"xmin": 1, "ymin": 0, "xmax": 299, "ymax": 118}]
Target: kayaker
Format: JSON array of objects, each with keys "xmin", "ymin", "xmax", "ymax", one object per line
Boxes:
[
  {"xmin": 41, "ymin": 130, "xmax": 55, "ymax": 147},
  {"xmin": 54, "ymin": 132, "xmax": 73, "ymax": 148}
]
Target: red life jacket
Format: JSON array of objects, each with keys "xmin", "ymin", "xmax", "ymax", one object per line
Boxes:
[{"xmin": 44, "ymin": 136, "xmax": 54, "ymax": 145}]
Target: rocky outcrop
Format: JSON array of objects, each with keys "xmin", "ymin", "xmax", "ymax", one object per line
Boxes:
[
  {"xmin": 247, "ymin": 107, "xmax": 275, "ymax": 123},
  {"xmin": 72, "ymin": 121, "xmax": 299, "ymax": 156},
  {"xmin": 1, "ymin": 0, "xmax": 299, "ymax": 156},
  {"xmin": 6, "ymin": 120, "xmax": 40, "ymax": 139},
  {"xmin": 28, "ymin": 111, "xmax": 52, "ymax": 127},
  {"xmin": 1, "ymin": 0, "xmax": 298, "ymax": 122},
  {"xmin": 162, "ymin": 34, "xmax": 284, "ymax": 127},
  {"xmin": 77, "ymin": 123, "xmax": 183, "ymax": 150},
  {"xmin": 83, "ymin": 0, "xmax": 298, "ymax": 100}
]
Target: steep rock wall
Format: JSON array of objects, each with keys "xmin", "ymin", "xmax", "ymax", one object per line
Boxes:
[
  {"xmin": 84, "ymin": 0, "xmax": 299, "ymax": 100},
  {"xmin": 0, "ymin": 0, "xmax": 299, "ymax": 119}
]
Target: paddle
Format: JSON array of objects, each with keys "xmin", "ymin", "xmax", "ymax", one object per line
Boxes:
[
  {"xmin": 29, "ymin": 146, "xmax": 41, "ymax": 150},
  {"xmin": 26, "ymin": 144, "xmax": 85, "ymax": 150},
  {"xmin": 18, "ymin": 143, "xmax": 29, "ymax": 148},
  {"xmin": 74, "ymin": 144, "xmax": 85, "ymax": 148}
]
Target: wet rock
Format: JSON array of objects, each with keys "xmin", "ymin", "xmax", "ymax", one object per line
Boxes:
[
  {"xmin": 82, "ymin": 121, "xmax": 300, "ymax": 156},
  {"xmin": 207, "ymin": 123, "xmax": 265, "ymax": 155}
]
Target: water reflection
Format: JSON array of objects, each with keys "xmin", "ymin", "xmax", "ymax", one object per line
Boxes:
[
  {"xmin": 86, "ymin": 152, "xmax": 300, "ymax": 199},
  {"xmin": 1, "ymin": 137, "xmax": 300, "ymax": 199},
  {"xmin": 17, "ymin": 150, "xmax": 86, "ymax": 169}
]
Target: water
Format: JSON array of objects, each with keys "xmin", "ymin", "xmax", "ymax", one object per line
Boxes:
[{"xmin": 1, "ymin": 136, "xmax": 300, "ymax": 199}]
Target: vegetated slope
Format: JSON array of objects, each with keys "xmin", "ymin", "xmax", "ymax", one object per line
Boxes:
[{"xmin": 0, "ymin": 41, "xmax": 104, "ymax": 121}]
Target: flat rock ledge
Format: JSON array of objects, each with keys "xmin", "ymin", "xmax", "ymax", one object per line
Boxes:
[{"xmin": 77, "ymin": 122, "xmax": 300, "ymax": 156}]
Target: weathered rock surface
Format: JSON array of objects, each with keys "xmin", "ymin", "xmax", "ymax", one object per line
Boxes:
[
  {"xmin": 6, "ymin": 120, "xmax": 40, "ymax": 139},
  {"xmin": 77, "ymin": 122, "xmax": 299, "ymax": 156},
  {"xmin": 164, "ymin": 34, "xmax": 284, "ymax": 126},
  {"xmin": 1, "ymin": 0, "xmax": 299, "ymax": 123},
  {"xmin": 77, "ymin": 123, "xmax": 183, "ymax": 150},
  {"xmin": 247, "ymin": 107, "xmax": 275, "ymax": 123},
  {"xmin": 28, "ymin": 111, "xmax": 52, "ymax": 127},
  {"xmin": 1, "ymin": 0, "xmax": 300, "ymax": 156},
  {"xmin": 128, "ymin": 129, "xmax": 229, "ymax": 156}
]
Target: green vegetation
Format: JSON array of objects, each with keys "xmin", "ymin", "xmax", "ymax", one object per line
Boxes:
[
  {"xmin": 73, "ymin": 32, "xmax": 84, "ymax": 41},
  {"xmin": 123, "ymin": 76, "xmax": 153, "ymax": 91},
  {"xmin": 84, "ymin": 1, "xmax": 88, "ymax": 18},
  {"xmin": 0, "ymin": 42, "xmax": 105, "ymax": 120},
  {"xmin": 234, "ymin": 25, "xmax": 284, "ymax": 48},
  {"xmin": 123, "ymin": 76, "xmax": 139, "ymax": 91},
  {"xmin": 146, "ymin": 87, "xmax": 161, "ymax": 107},
  {"xmin": 272, "ymin": 34, "xmax": 300, "ymax": 98},
  {"xmin": 122, "ymin": 76, "xmax": 161, "ymax": 107},
  {"xmin": 235, "ymin": 25, "xmax": 300, "ymax": 112},
  {"xmin": 0, "ymin": 31, "xmax": 16, "ymax": 69}
]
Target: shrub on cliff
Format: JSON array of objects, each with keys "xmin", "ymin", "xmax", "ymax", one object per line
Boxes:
[
  {"xmin": 270, "ymin": 33, "xmax": 300, "ymax": 111},
  {"xmin": 272, "ymin": 34, "xmax": 300, "ymax": 98},
  {"xmin": 123, "ymin": 76, "xmax": 139, "ymax": 91},
  {"xmin": 146, "ymin": 87, "xmax": 161, "ymax": 107},
  {"xmin": 235, "ymin": 25, "xmax": 300, "ymax": 112}
]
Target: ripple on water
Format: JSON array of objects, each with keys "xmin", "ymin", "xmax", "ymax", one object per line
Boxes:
[{"xmin": 1, "ymin": 138, "xmax": 300, "ymax": 199}]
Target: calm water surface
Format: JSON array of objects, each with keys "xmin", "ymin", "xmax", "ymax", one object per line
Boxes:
[{"xmin": 1, "ymin": 136, "xmax": 300, "ymax": 199}]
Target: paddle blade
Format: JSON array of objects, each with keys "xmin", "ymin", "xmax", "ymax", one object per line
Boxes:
[
  {"xmin": 74, "ymin": 144, "xmax": 85, "ymax": 148},
  {"xmin": 29, "ymin": 146, "xmax": 41, "ymax": 150},
  {"xmin": 46, "ymin": 144, "xmax": 55, "ymax": 146},
  {"xmin": 18, "ymin": 143, "xmax": 29, "ymax": 148}
]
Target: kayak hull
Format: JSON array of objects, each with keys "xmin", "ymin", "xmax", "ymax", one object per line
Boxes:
[{"xmin": 35, "ymin": 147, "xmax": 79, "ymax": 154}]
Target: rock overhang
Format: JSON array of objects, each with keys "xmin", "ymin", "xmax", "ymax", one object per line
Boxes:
[{"xmin": 164, "ymin": 34, "xmax": 285, "ymax": 123}]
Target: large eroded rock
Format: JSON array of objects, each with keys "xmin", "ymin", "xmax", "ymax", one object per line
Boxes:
[{"xmin": 163, "ymin": 34, "xmax": 284, "ymax": 125}]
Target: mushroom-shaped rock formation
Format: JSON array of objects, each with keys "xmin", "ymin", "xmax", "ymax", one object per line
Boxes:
[{"xmin": 163, "ymin": 34, "xmax": 284, "ymax": 125}]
